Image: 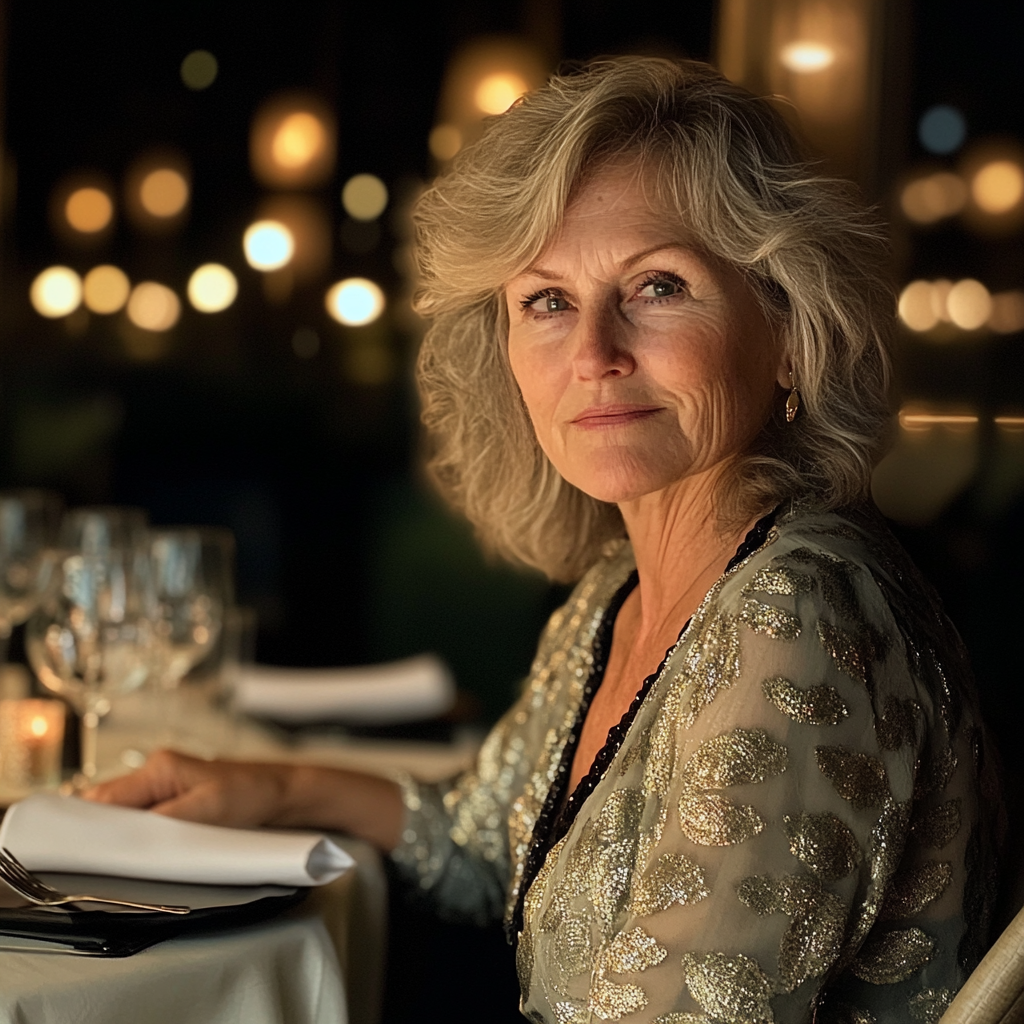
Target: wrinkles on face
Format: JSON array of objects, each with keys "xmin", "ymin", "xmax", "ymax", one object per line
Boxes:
[{"xmin": 505, "ymin": 162, "xmax": 784, "ymax": 509}]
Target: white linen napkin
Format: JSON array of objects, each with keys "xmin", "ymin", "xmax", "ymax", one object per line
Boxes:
[
  {"xmin": 0, "ymin": 793, "xmax": 354, "ymax": 887},
  {"xmin": 233, "ymin": 653, "xmax": 456, "ymax": 725}
]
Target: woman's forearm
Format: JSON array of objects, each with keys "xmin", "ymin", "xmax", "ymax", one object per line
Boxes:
[{"xmin": 271, "ymin": 764, "xmax": 406, "ymax": 851}]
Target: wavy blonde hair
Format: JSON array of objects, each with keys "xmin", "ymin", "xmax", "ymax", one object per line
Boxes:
[{"xmin": 414, "ymin": 57, "xmax": 894, "ymax": 581}]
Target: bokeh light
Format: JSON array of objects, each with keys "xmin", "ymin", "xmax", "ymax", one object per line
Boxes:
[
  {"xmin": 127, "ymin": 282, "xmax": 181, "ymax": 331},
  {"xmin": 83, "ymin": 265, "xmax": 130, "ymax": 314},
  {"xmin": 243, "ymin": 220, "xmax": 294, "ymax": 271},
  {"xmin": 989, "ymin": 291, "xmax": 1024, "ymax": 334},
  {"xmin": 140, "ymin": 168, "xmax": 189, "ymax": 218},
  {"xmin": 272, "ymin": 112, "xmax": 327, "ymax": 169},
  {"xmin": 65, "ymin": 187, "xmax": 113, "ymax": 233},
  {"xmin": 325, "ymin": 278, "xmax": 385, "ymax": 326},
  {"xmin": 429, "ymin": 124, "xmax": 462, "ymax": 161},
  {"xmin": 187, "ymin": 264, "xmax": 238, "ymax": 312},
  {"xmin": 898, "ymin": 281, "xmax": 940, "ymax": 332},
  {"xmin": 250, "ymin": 94, "xmax": 336, "ymax": 189},
  {"xmin": 918, "ymin": 105, "xmax": 966, "ymax": 154},
  {"xmin": 180, "ymin": 50, "xmax": 218, "ymax": 90},
  {"xmin": 30, "ymin": 267, "xmax": 82, "ymax": 318},
  {"xmin": 779, "ymin": 42, "xmax": 835, "ymax": 73},
  {"xmin": 342, "ymin": 174, "xmax": 388, "ymax": 221},
  {"xmin": 971, "ymin": 159, "xmax": 1024, "ymax": 214},
  {"xmin": 474, "ymin": 72, "xmax": 528, "ymax": 115},
  {"xmin": 946, "ymin": 279, "xmax": 992, "ymax": 330},
  {"xmin": 900, "ymin": 172, "xmax": 967, "ymax": 224}
]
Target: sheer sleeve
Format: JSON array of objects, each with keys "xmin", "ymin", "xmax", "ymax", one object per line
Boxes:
[{"xmin": 517, "ymin": 526, "xmax": 991, "ymax": 1024}]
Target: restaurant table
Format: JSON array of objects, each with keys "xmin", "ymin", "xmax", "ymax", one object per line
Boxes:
[{"xmin": 0, "ymin": 692, "xmax": 479, "ymax": 1024}]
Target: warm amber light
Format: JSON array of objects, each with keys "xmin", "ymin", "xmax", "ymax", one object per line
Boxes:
[
  {"xmin": 342, "ymin": 174, "xmax": 388, "ymax": 221},
  {"xmin": 65, "ymin": 187, "xmax": 113, "ymax": 233},
  {"xmin": 971, "ymin": 160, "xmax": 1024, "ymax": 214},
  {"xmin": 272, "ymin": 112, "xmax": 327, "ymax": 169},
  {"xmin": 140, "ymin": 168, "xmax": 189, "ymax": 218},
  {"xmin": 474, "ymin": 73, "xmax": 528, "ymax": 115},
  {"xmin": 127, "ymin": 282, "xmax": 181, "ymax": 331},
  {"xmin": 325, "ymin": 278, "xmax": 385, "ymax": 326},
  {"xmin": 429, "ymin": 124, "xmax": 462, "ymax": 161},
  {"xmin": 243, "ymin": 220, "xmax": 294, "ymax": 271},
  {"xmin": 899, "ymin": 408, "xmax": 979, "ymax": 431},
  {"xmin": 30, "ymin": 267, "xmax": 83, "ymax": 318},
  {"xmin": 83, "ymin": 265, "xmax": 130, "ymax": 314},
  {"xmin": 900, "ymin": 172, "xmax": 967, "ymax": 224},
  {"xmin": 779, "ymin": 41, "xmax": 835, "ymax": 73},
  {"xmin": 946, "ymin": 279, "xmax": 992, "ymax": 330},
  {"xmin": 989, "ymin": 291, "xmax": 1024, "ymax": 334},
  {"xmin": 28, "ymin": 715, "xmax": 48, "ymax": 738},
  {"xmin": 897, "ymin": 281, "xmax": 939, "ymax": 332},
  {"xmin": 187, "ymin": 264, "xmax": 238, "ymax": 313}
]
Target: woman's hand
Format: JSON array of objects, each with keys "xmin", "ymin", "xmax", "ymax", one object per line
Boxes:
[
  {"xmin": 82, "ymin": 750, "xmax": 295, "ymax": 828},
  {"xmin": 82, "ymin": 749, "xmax": 407, "ymax": 851}
]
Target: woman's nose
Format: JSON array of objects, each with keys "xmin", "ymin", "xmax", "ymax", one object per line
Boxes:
[{"xmin": 571, "ymin": 311, "xmax": 636, "ymax": 381}]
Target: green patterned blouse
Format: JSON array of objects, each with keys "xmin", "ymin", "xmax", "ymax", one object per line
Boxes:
[{"xmin": 391, "ymin": 504, "xmax": 1000, "ymax": 1024}]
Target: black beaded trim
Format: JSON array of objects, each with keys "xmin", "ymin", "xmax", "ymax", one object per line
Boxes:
[{"xmin": 507, "ymin": 505, "xmax": 779, "ymax": 943}]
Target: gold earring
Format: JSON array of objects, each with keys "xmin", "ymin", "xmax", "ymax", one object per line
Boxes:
[{"xmin": 785, "ymin": 374, "xmax": 800, "ymax": 423}]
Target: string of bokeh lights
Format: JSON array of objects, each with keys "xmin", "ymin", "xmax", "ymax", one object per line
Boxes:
[{"xmin": 28, "ymin": 49, "xmax": 398, "ymax": 343}]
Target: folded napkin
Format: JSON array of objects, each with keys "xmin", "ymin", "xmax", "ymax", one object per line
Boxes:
[
  {"xmin": 234, "ymin": 653, "xmax": 456, "ymax": 725},
  {"xmin": 0, "ymin": 793, "xmax": 353, "ymax": 887}
]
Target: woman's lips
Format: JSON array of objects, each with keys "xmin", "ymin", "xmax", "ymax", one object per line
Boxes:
[{"xmin": 571, "ymin": 404, "xmax": 663, "ymax": 428}]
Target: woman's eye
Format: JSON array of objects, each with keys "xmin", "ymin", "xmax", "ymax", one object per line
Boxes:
[
  {"xmin": 521, "ymin": 291, "xmax": 570, "ymax": 314},
  {"xmin": 638, "ymin": 274, "xmax": 686, "ymax": 300}
]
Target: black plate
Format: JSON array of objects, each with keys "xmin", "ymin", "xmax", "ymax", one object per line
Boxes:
[{"xmin": 0, "ymin": 873, "xmax": 308, "ymax": 957}]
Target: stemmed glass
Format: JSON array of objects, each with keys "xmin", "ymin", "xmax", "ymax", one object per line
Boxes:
[
  {"xmin": 0, "ymin": 490, "xmax": 63, "ymax": 667},
  {"xmin": 25, "ymin": 543, "xmax": 154, "ymax": 787},
  {"xmin": 147, "ymin": 528, "xmax": 233, "ymax": 744}
]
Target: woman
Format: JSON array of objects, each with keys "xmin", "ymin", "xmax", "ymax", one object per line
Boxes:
[{"xmin": 90, "ymin": 58, "xmax": 1000, "ymax": 1023}]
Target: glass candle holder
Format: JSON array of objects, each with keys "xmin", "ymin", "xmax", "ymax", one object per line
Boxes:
[{"xmin": 0, "ymin": 698, "xmax": 65, "ymax": 791}]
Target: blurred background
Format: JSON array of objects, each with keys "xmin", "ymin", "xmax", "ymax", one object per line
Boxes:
[
  {"xmin": 2, "ymin": 0, "xmax": 1023, "ymax": 739},
  {"xmin": 1, "ymin": 1, "xmax": 1020, "ymax": 1018}
]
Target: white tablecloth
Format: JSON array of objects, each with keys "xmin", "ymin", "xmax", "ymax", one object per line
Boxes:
[{"xmin": 0, "ymin": 692, "xmax": 478, "ymax": 1024}]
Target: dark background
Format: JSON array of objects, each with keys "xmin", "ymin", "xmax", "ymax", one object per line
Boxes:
[{"xmin": 1, "ymin": 2, "xmax": 1021, "ymax": 1020}]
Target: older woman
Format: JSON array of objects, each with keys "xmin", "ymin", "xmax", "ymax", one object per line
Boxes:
[{"xmin": 90, "ymin": 58, "xmax": 999, "ymax": 1024}]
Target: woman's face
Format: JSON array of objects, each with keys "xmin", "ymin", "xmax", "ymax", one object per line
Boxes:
[{"xmin": 505, "ymin": 162, "xmax": 788, "ymax": 506}]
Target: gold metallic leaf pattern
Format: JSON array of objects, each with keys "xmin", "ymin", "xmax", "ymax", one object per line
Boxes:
[
  {"xmin": 737, "ymin": 874, "xmax": 846, "ymax": 991},
  {"xmin": 820, "ymin": 1003, "xmax": 877, "ymax": 1024},
  {"xmin": 676, "ymin": 610, "xmax": 742, "ymax": 728},
  {"xmin": 742, "ymin": 561, "xmax": 813, "ymax": 597},
  {"xmin": 851, "ymin": 927, "xmax": 935, "ymax": 984},
  {"xmin": 816, "ymin": 746, "xmax": 890, "ymax": 808},
  {"xmin": 914, "ymin": 748, "xmax": 958, "ymax": 799},
  {"xmin": 880, "ymin": 861, "xmax": 953, "ymax": 920},
  {"xmin": 601, "ymin": 926, "xmax": 667, "ymax": 974},
  {"xmin": 783, "ymin": 812, "xmax": 862, "ymax": 881},
  {"xmin": 553, "ymin": 1001, "xmax": 588, "ymax": 1024},
  {"xmin": 739, "ymin": 598, "xmax": 802, "ymax": 640},
  {"xmin": 678, "ymin": 793, "xmax": 766, "ymax": 846},
  {"xmin": 876, "ymin": 696, "xmax": 921, "ymax": 750},
  {"xmin": 517, "ymin": 921, "xmax": 535, "ymax": 994},
  {"xmin": 680, "ymin": 951, "xmax": 775, "ymax": 1024},
  {"xmin": 817, "ymin": 620, "xmax": 868, "ymax": 687},
  {"xmin": 789, "ymin": 547, "xmax": 862, "ymax": 622},
  {"xmin": 553, "ymin": 910, "xmax": 593, "ymax": 979},
  {"xmin": 627, "ymin": 852, "xmax": 710, "ymax": 915},
  {"xmin": 762, "ymin": 676, "xmax": 849, "ymax": 726},
  {"xmin": 588, "ymin": 975, "xmax": 647, "ymax": 1020},
  {"xmin": 681, "ymin": 728, "xmax": 789, "ymax": 791},
  {"xmin": 652, "ymin": 1015, "xmax": 712, "ymax": 1024},
  {"xmin": 908, "ymin": 987, "xmax": 956, "ymax": 1022},
  {"xmin": 910, "ymin": 799, "xmax": 961, "ymax": 849}
]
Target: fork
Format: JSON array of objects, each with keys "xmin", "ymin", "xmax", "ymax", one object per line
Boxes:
[{"xmin": 0, "ymin": 847, "xmax": 191, "ymax": 914}]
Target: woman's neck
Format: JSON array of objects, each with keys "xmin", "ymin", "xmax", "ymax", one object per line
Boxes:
[{"xmin": 617, "ymin": 465, "xmax": 755, "ymax": 646}]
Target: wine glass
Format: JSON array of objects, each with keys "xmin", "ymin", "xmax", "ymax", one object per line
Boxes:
[
  {"xmin": 26, "ymin": 546, "xmax": 154, "ymax": 787},
  {"xmin": 61, "ymin": 505, "xmax": 148, "ymax": 558},
  {"xmin": 0, "ymin": 490, "xmax": 63, "ymax": 666},
  {"xmin": 146, "ymin": 528, "xmax": 233, "ymax": 743}
]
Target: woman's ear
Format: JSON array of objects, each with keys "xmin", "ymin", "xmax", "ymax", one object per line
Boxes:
[{"xmin": 776, "ymin": 357, "xmax": 793, "ymax": 391}]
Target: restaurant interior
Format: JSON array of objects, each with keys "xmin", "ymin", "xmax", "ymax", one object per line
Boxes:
[{"xmin": 0, "ymin": 0, "xmax": 1022, "ymax": 1021}]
